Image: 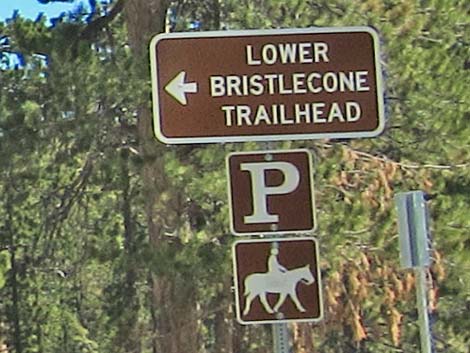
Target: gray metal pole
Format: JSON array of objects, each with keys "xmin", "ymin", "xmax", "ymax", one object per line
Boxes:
[
  {"xmin": 395, "ymin": 191, "xmax": 435, "ymax": 352},
  {"xmin": 270, "ymin": 240, "xmax": 290, "ymax": 353},
  {"xmin": 272, "ymin": 323, "xmax": 290, "ymax": 353},
  {"xmin": 415, "ymin": 268, "xmax": 433, "ymax": 353}
]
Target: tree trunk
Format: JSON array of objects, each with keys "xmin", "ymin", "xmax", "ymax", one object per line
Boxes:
[
  {"xmin": 5, "ymin": 183, "xmax": 22, "ymax": 353},
  {"xmin": 292, "ymin": 323, "xmax": 315, "ymax": 353},
  {"xmin": 112, "ymin": 150, "xmax": 141, "ymax": 353},
  {"xmin": 8, "ymin": 249, "xmax": 21, "ymax": 353},
  {"xmin": 123, "ymin": 2, "xmax": 200, "ymax": 353},
  {"xmin": 213, "ymin": 278, "xmax": 234, "ymax": 353}
]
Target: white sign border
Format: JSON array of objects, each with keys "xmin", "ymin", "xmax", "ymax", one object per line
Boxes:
[
  {"xmin": 150, "ymin": 26, "xmax": 385, "ymax": 145},
  {"xmin": 232, "ymin": 236, "xmax": 324, "ymax": 325},
  {"xmin": 226, "ymin": 148, "xmax": 317, "ymax": 236}
]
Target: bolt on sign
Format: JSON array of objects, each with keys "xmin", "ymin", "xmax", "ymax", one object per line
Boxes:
[
  {"xmin": 226, "ymin": 149, "xmax": 315, "ymax": 235},
  {"xmin": 232, "ymin": 237, "xmax": 323, "ymax": 325},
  {"xmin": 149, "ymin": 26, "xmax": 385, "ymax": 144}
]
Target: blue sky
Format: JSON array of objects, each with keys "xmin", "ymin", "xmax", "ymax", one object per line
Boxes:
[{"xmin": 0, "ymin": 0, "xmax": 87, "ymax": 22}]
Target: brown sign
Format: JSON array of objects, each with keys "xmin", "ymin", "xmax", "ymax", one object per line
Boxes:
[
  {"xmin": 150, "ymin": 27, "xmax": 384, "ymax": 144},
  {"xmin": 226, "ymin": 149, "xmax": 315, "ymax": 235},
  {"xmin": 232, "ymin": 237, "xmax": 323, "ymax": 324}
]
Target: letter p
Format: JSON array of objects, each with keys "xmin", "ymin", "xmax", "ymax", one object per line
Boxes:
[{"xmin": 240, "ymin": 161, "xmax": 300, "ymax": 224}]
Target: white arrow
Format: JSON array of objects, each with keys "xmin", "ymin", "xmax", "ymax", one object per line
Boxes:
[{"xmin": 164, "ymin": 71, "xmax": 198, "ymax": 106}]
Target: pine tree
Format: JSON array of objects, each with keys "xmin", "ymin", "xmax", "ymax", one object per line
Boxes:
[{"xmin": 1, "ymin": 1, "xmax": 469, "ymax": 353}]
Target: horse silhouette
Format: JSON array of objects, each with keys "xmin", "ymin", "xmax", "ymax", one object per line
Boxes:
[{"xmin": 243, "ymin": 264, "xmax": 315, "ymax": 316}]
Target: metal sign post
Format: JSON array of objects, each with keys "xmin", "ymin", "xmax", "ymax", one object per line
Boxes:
[
  {"xmin": 229, "ymin": 148, "xmax": 321, "ymax": 352},
  {"xmin": 270, "ymin": 242, "xmax": 291, "ymax": 353},
  {"xmin": 415, "ymin": 268, "xmax": 433, "ymax": 353},
  {"xmin": 272, "ymin": 323, "xmax": 290, "ymax": 353},
  {"xmin": 395, "ymin": 191, "xmax": 434, "ymax": 353}
]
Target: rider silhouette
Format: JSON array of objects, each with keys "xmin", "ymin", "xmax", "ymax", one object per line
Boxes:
[
  {"xmin": 241, "ymin": 243, "xmax": 315, "ymax": 317},
  {"xmin": 268, "ymin": 247, "xmax": 287, "ymax": 275}
]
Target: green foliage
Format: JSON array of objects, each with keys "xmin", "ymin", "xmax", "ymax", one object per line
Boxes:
[
  {"xmin": 217, "ymin": 0, "xmax": 470, "ymax": 351},
  {"xmin": 0, "ymin": 252, "xmax": 10, "ymax": 289},
  {"xmin": 0, "ymin": 5, "xmax": 145, "ymax": 352},
  {"xmin": 1, "ymin": 0, "xmax": 469, "ymax": 352}
]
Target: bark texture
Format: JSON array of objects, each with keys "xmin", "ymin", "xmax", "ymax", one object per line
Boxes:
[{"xmin": 124, "ymin": 1, "xmax": 199, "ymax": 353}]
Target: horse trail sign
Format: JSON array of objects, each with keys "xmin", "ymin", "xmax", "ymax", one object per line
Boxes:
[{"xmin": 232, "ymin": 238, "xmax": 323, "ymax": 325}]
